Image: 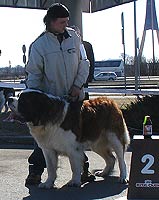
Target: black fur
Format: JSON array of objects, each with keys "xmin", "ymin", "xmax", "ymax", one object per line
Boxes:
[
  {"xmin": 0, "ymin": 87, "xmax": 15, "ymax": 113},
  {"xmin": 60, "ymin": 101, "xmax": 83, "ymax": 141},
  {"xmin": 18, "ymin": 92, "xmax": 65, "ymax": 126}
]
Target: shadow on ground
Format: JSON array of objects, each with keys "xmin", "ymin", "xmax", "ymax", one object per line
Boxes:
[{"xmin": 23, "ymin": 176, "xmax": 128, "ymax": 200}]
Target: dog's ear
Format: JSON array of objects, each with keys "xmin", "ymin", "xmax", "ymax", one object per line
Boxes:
[
  {"xmin": 38, "ymin": 97, "xmax": 64, "ymax": 125},
  {"xmin": 32, "ymin": 118, "xmax": 40, "ymax": 126},
  {"xmin": 18, "ymin": 92, "xmax": 41, "ymax": 125}
]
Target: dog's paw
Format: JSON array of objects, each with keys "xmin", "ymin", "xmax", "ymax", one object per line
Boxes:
[
  {"xmin": 38, "ymin": 181, "xmax": 54, "ymax": 189},
  {"xmin": 66, "ymin": 180, "xmax": 81, "ymax": 187},
  {"xmin": 119, "ymin": 177, "xmax": 129, "ymax": 184},
  {"xmin": 95, "ymin": 170, "xmax": 106, "ymax": 177}
]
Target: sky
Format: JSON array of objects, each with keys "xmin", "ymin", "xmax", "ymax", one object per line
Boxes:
[{"xmin": 0, "ymin": 0, "xmax": 159, "ymax": 67}]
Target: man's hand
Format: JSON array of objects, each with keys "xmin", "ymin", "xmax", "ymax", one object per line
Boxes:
[{"xmin": 68, "ymin": 85, "xmax": 81, "ymax": 102}]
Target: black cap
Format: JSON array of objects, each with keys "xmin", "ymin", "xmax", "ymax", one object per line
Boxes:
[{"xmin": 46, "ymin": 3, "xmax": 69, "ymax": 19}]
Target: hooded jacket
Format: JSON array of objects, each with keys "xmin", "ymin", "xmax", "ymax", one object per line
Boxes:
[{"xmin": 26, "ymin": 28, "xmax": 90, "ymax": 100}]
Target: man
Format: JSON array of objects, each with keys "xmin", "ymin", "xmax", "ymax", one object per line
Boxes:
[
  {"xmin": 70, "ymin": 25, "xmax": 95, "ymax": 100},
  {"xmin": 83, "ymin": 40, "xmax": 95, "ymax": 84},
  {"xmin": 83, "ymin": 41, "xmax": 95, "ymax": 99},
  {"xmin": 25, "ymin": 3, "xmax": 95, "ymax": 185}
]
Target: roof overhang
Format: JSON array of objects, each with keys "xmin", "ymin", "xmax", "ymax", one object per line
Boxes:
[
  {"xmin": 83, "ymin": 0, "xmax": 135, "ymax": 12},
  {"xmin": 0, "ymin": 0, "xmax": 135, "ymax": 12}
]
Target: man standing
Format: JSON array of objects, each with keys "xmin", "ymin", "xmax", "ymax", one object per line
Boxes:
[{"xmin": 25, "ymin": 3, "xmax": 95, "ymax": 185}]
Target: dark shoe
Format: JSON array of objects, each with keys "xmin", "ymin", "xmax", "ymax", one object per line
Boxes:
[
  {"xmin": 25, "ymin": 173, "xmax": 41, "ymax": 185},
  {"xmin": 81, "ymin": 171, "xmax": 96, "ymax": 183}
]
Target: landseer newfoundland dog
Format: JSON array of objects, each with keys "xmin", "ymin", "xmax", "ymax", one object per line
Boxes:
[{"xmin": 8, "ymin": 89, "xmax": 130, "ymax": 188}]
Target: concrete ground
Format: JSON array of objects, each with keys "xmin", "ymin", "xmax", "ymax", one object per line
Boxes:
[{"xmin": 0, "ymin": 147, "xmax": 131, "ymax": 200}]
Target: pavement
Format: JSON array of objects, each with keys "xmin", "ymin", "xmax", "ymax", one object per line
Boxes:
[
  {"xmin": 0, "ymin": 149, "xmax": 131, "ymax": 200},
  {"xmin": 0, "ymin": 108, "xmax": 134, "ymax": 199},
  {"xmin": 0, "ymin": 134, "xmax": 132, "ymax": 200},
  {"xmin": 0, "ymin": 110, "xmax": 133, "ymax": 200}
]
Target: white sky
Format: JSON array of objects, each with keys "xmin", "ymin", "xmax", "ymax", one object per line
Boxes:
[{"xmin": 0, "ymin": 0, "xmax": 159, "ymax": 67}]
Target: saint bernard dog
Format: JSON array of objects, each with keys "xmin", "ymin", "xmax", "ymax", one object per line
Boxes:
[{"xmin": 8, "ymin": 89, "xmax": 130, "ymax": 188}]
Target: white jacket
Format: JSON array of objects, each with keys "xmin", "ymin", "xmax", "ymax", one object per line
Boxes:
[{"xmin": 26, "ymin": 28, "xmax": 90, "ymax": 100}]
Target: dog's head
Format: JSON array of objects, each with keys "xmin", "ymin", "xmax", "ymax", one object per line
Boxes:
[{"xmin": 8, "ymin": 90, "xmax": 65, "ymax": 126}]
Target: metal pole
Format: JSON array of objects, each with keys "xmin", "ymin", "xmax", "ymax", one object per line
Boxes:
[
  {"xmin": 134, "ymin": 0, "xmax": 138, "ymax": 90},
  {"xmin": 137, "ymin": 37, "xmax": 141, "ymax": 90},
  {"xmin": 151, "ymin": 0, "xmax": 155, "ymax": 65},
  {"xmin": 61, "ymin": 0, "xmax": 82, "ymax": 31},
  {"xmin": 22, "ymin": 44, "xmax": 27, "ymax": 78},
  {"xmin": 121, "ymin": 12, "xmax": 126, "ymax": 90}
]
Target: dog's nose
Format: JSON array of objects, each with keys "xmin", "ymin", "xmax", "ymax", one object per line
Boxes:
[{"xmin": 8, "ymin": 97, "xmax": 14, "ymax": 104}]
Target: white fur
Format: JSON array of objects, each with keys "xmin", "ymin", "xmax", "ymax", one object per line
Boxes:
[
  {"xmin": 9, "ymin": 92, "xmax": 130, "ymax": 188},
  {"xmin": 29, "ymin": 123, "xmax": 84, "ymax": 188}
]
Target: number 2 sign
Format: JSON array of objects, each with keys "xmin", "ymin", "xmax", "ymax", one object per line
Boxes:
[
  {"xmin": 127, "ymin": 136, "xmax": 159, "ymax": 199},
  {"xmin": 141, "ymin": 154, "xmax": 155, "ymax": 175}
]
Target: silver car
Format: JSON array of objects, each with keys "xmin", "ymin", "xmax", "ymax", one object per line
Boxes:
[{"xmin": 94, "ymin": 72, "xmax": 117, "ymax": 81}]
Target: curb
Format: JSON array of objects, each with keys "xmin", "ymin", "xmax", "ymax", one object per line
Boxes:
[{"xmin": 0, "ymin": 135, "xmax": 34, "ymax": 145}]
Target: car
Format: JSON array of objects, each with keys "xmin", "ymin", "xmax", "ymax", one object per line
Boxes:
[{"xmin": 94, "ymin": 72, "xmax": 117, "ymax": 81}]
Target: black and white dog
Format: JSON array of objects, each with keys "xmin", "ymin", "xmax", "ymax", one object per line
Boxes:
[
  {"xmin": 8, "ymin": 89, "xmax": 130, "ymax": 188},
  {"xmin": 0, "ymin": 87, "xmax": 15, "ymax": 113}
]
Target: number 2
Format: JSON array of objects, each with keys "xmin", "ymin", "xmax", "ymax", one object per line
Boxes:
[{"xmin": 141, "ymin": 154, "xmax": 155, "ymax": 174}]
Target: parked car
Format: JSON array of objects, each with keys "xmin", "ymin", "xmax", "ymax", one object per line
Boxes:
[{"xmin": 94, "ymin": 72, "xmax": 117, "ymax": 81}]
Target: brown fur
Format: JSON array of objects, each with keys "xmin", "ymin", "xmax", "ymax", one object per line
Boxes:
[
  {"xmin": 8, "ymin": 91, "xmax": 130, "ymax": 186},
  {"xmin": 61, "ymin": 97, "xmax": 126, "ymax": 144}
]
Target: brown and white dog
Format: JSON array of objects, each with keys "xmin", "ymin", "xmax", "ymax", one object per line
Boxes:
[{"xmin": 8, "ymin": 89, "xmax": 130, "ymax": 188}]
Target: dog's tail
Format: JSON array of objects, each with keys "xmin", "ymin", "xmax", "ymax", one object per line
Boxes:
[{"xmin": 122, "ymin": 117, "xmax": 130, "ymax": 151}]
